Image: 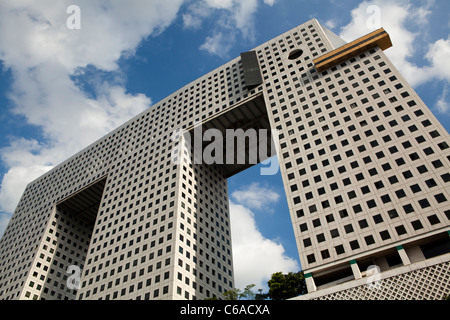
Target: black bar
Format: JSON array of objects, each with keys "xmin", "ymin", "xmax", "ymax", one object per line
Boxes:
[{"xmin": 240, "ymin": 51, "xmax": 263, "ymax": 89}]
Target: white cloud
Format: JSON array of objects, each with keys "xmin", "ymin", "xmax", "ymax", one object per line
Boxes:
[
  {"xmin": 0, "ymin": 0, "xmax": 184, "ymax": 229},
  {"xmin": 205, "ymin": 0, "xmax": 234, "ymax": 9},
  {"xmin": 184, "ymin": 0, "xmax": 276, "ymax": 56},
  {"xmin": 200, "ymin": 32, "xmax": 236, "ymax": 58},
  {"xmin": 435, "ymin": 84, "xmax": 449, "ymax": 114},
  {"xmin": 0, "ymin": 0, "xmax": 184, "ymax": 72},
  {"xmin": 230, "ymin": 201, "xmax": 299, "ymax": 290},
  {"xmin": 231, "ymin": 182, "xmax": 280, "ymax": 211},
  {"xmin": 0, "ymin": 165, "xmax": 52, "ymax": 214},
  {"xmin": 324, "ymin": 19, "xmax": 337, "ymax": 30},
  {"xmin": 182, "ymin": 1, "xmax": 213, "ymax": 30},
  {"xmin": 425, "ymin": 36, "xmax": 450, "ymax": 83},
  {"xmin": 339, "ymin": 0, "xmax": 450, "ymax": 88}
]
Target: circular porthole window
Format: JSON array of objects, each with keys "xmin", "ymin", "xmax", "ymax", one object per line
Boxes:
[{"xmin": 288, "ymin": 48, "xmax": 303, "ymax": 60}]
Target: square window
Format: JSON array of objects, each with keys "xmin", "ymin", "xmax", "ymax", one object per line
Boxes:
[
  {"xmin": 330, "ymin": 229, "xmax": 340, "ymax": 238},
  {"xmin": 303, "ymin": 238, "xmax": 312, "ymax": 247},
  {"xmin": 388, "ymin": 146, "xmax": 398, "ymax": 154},
  {"xmin": 353, "ymin": 204, "xmax": 362, "ymax": 214},
  {"xmin": 418, "ymin": 198, "xmax": 430, "ymax": 208},
  {"xmin": 423, "ymin": 147, "xmax": 434, "ymax": 155},
  {"xmin": 445, "ymin": 210, "xmax": 450, "ymax": 220},
  {"xmin": 388, "ymin": 175, "xmax": 399, "ymax": 184},
  {"xmin": 364, "ymin": 235, "xmax": 375, "ymax": 245},
  {"xmin": 395, "ymin": 158, "xmax": 406, "ymax": 166},
  {"xmin": 299, "ymin": 223, "xmax": 308, "ymax": 232},
  {"xmin": 427, "ymin": 214, "xmax": 440, "ymax": 225},
  {"xmin": 358, "ymin": 219, "xmax": 368, "ymax": 229},
  {"xmin": 402, "ymin": 141, "xmax": 412, "ymax": 149},
  {"xmin": 317, "ymin": 233, "xmax": 326, "ymax": 243},
  {"xmin": 403, "ymin": 203, "xmax": 414, "ymax": 214},
  {"xmin": 307, "ymin": 254, "xmax": 316, "ymax": 264},
  {"xmin": 321, "ymin": 250, "xmax": 330, "ymax": 259},
  {"xmin": 417, "ymin": 165, "xmax": 428, "ymax": 174},
  {"xmin": 425, "ymin": 178, "xmax": 437, "ymax": 188},
  {"xmin": 381, "ymin": 194, "xmax": 391, "ymax": 203},
  {"xmin": 395, "ymin": 189, "xmax": 406, "ymax": 199},
  {"xmin": 410, "ymin": 184, "xmax": 422, "ymax": 193},
  {"xmin": 415, "ymin": 135, "xmax": 426, "ymax": 144},
  {"xmin": 402, "ymin": 170, "xmax": 413, "ymax": 179},
  {"xmin": 339, "ymin": 209, "xmax": 348, "ymax": 218},
  {"xmin": 367, "ymin": 199, "xmax": 377, "ymax": 209},
  {"xmin": 376, "ymin": 151, "xmax": 385, "ymax": 159},
  {"xmin": 388, "ymin": 209, "xmax": 399, "ymax": 219},
  {"xmin": 335, "ymin": 245, "xmax": 345, "ymax": 255},
  {"xmin": 326, "ymin": 214, "xmax": 335, "ymax": 223},
  {"xmin": 344, "ymin": 224, "xmax": 354, "ymax": 233},
  {"xmin": 442, "ymin": 173, "xmax": 450, "ymax": 182},
  {"xmin": 434, "ymin": 193, "xmax": 447, "ymax": 203},
  {"xmin": 373, "ymin": 214, "xmax": 383, "ymax": 224},
  {"xmin": 350, "ymin": 161, "xmax": 359, "ymax": 169},
  {"xmin": 312, "ymin": 218, "xmax": 321, "ymax": 227},
  {"xmin": 379, "ymin": 230, "xmax": 391, "ymax": 240},
  {"xmin": 350, "ymin": 240, "xmax": 360, "ymax": 250},
  {"xmin": 409, "ymin": 152, "xmax": 420, "ymax": 161},
  {"xmin": 438, "ymin": 142, "xmax": 449, "ymax": 150},
  {"xmin": 429, "ymin": 130, "xmax": 440, "ymax": 138},
  {"xmin": 374, "ymin": 180, "xmax": 384, "ymax": 190},
  {"xmin": 361, "ymin": 186, "xmax": 370, "ymax": 194},
  {"xmin": 395, "ymin": 225, "xmax": 407, "ymax": 235},
  {"xmin": 355, "ymin": 173, "xmax": 365, "ymax": 181},
  {"xmin": 411, "ymin": 220, "xmax": 423, "ymax": 230}
]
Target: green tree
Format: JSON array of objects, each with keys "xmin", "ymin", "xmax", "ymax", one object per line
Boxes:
[
  {"xmin": 255, "ymin": 288, "xmax": 269, "ymax": 300},
  {"xmin": 240, "ymin": 284, "xmax": 256, "ymax": 300},
  {"xmin": 223, "ymin": 288, "xmax": 241, "ymax": 300},
  {"xmin": 223, "ymin": 284, "xmax": 258, "ymax": 300},
  {"xmin": 267, "ymin": 271, "xmax": 307, "ymax": 300}
]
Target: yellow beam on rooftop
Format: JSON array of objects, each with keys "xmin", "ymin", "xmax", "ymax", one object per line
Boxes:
[{"xmin": 313, "ymin": 28, "xmax": 392, "ymax": 72}]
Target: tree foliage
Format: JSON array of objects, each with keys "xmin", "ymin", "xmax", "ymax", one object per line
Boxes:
[
  {"xmin": 223, "ymin": 284, "xmax": 256, "ymax": 300},
  {"xmin": 218, "ymin": 271, "xmax": 307, "ymax": 300},
  {"xmin": 267, "ymin": 271, "xmax": 307, "ymax": 300}
]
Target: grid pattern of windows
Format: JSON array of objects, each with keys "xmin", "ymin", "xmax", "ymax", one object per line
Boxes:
[
  {"xmin": 0, "ymin": 46, "xmax": 244, "ymax": 300},
  {"xmin": 0, "ymin": 18, "xmax": 449, "ymax": 300},
  {"xmin": 263, "ymin": 22, "xmax": 450, "ymax": 273}
]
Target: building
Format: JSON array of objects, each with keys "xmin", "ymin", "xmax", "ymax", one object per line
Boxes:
[{"xmin": 0, "ymin": 18, "xmax": 449, "ymax": 300}]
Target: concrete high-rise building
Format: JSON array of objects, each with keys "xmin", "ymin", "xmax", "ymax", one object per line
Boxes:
[{"xmin": 0, "ymin": 19, "xmax": 449, "ymax": 300}]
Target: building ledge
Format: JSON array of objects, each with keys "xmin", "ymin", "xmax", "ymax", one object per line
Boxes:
[{"xmin": 291, "ymin": 252, "xmax": 450, "ymax": 300}]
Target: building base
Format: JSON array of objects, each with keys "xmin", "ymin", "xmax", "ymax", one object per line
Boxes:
[{"xmin": 292, "ymin": 253, "xmax": 450, "ymax": 300}]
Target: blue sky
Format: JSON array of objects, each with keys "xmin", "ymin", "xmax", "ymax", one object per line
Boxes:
[{"xmin": 0, "ymin": 0, "xmax": 449, "ymax": 292}]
